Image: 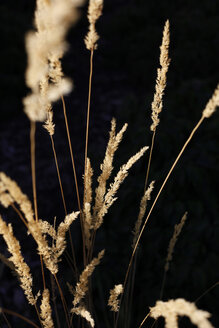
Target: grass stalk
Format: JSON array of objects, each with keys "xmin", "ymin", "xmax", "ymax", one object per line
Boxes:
[
  {"xmin": 30, "ymin": 121, "xmax": 46, "ymax": 291},
  {"xmin": 1, "ymin": 311, "xmax": 12, "ymax": 328},
  {"xmin": 195, "ymin": 281, "xmax": 219, "ymax": 303},
  {"xmin": 50, "ymin": 134, "xmax": 68, "ymax": 215},
  {"xmin": 61, "ymin": 95, "xmax": 82, "ymax": 215},
  {"xmin": 115, "ymin": 114, "xmax": 205, "ymax": 328},
  {"xmin": 50, "ymin": 134, "xmax": 79, "ymax": 277},
  {"xmin": 50, "ymin": 274, "xmax": 61, "ymax": 328},
  {"xmin": 159, "ymin": 269, "xmax": 167, "ymax": 300},
  {"xmin": 139, "ymin": 311, "xmax": 150, "ymax": 328},
  {"xmin": 144, "ymin": 129, "xmax": 156, "ymax": 192},
  {"xmin": 1, "ymin": 308, "xmax": 40, "ymax": 328},
  {"xmin": 61, "ymin": 95, "xmax": 86, "ymax": 267},
  {"xmin": 34, "ymin": 304, "xmax": 44, "ymax": 328},
  {"xmin": 54, "ymin": 273, "xmax": 71, "ymax": 328},
  {"xmin": 10, "ymin": 203, "xmax": 28, "ymax": 229},
  {"xmin": 84, "ymin": 49, "xmax": 94, "ymax": 206}
]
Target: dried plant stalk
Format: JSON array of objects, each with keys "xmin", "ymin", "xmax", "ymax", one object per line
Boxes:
[
  {"xmin": 150, "ymin": 299, "xmax": 214, "ymax": 328},
  {"xmin": 202, "ymin": 84, "xmax": 219, "ymax": 118},
  {"xmin": 165, "ymin": 212, "xmax": 187, "ymax": 272},
  {"xmin": 83, "ymin": 158, "xmax": 93, "ymax": 249},
  {"xmin": 0, "ymin": 253, "xmax": 16, "ymax": 273},
  {"xmin": 84, "ymin": 0, "xmax": 104, "ymax": 50},
  {"xmin": 55, "ymin": 211, "xmax": 79, "ymax": 259},
  {"xmin": 72, "ymin": 250, "xmax": 105, "ymax": 307},
  {"xmin": 40, "ymin": 289, "xmax": 54, "ymax": 328},
  {"xmin": 0, "ymin": 216, "xmax": 38, "ymax": 305},
  {"xmin": 93, "ymin": 146, "xmax": 149, "ymax": 230},
  {"xmin": 24, "ymin": 0, "xmax": 83, "ymax": 123},
  {"xmin": 0, "ymin": 172, "xmax": 34, "ymax": 223},
  {"xmin": 108, "ymin": 284, "xmax": 123, "ymax": 312},
  {"xmin": 71, "ymin": 306, "xmax": 95, "ymax": 327},
  {"xmin": 93, "ymin": 119, "xmax": 128, "ymax": 218},
  {"xmin": 28, "ymin": 211, "xmax": 79, "ymax": 274},
  {"xmin": 132, "ymin": 181, "xmax": 155, "ymax": 248},
  {"xmin": 0, "ymin": 173, "xmax": 78, "ymax": 274},
  {"xmin": 151, "ymin": 20, "xmax": 170, "ymax": 132}
]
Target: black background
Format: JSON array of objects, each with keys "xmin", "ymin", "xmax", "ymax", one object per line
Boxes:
[{"xmin": 0, "ymin": 0, "xmax": 219, "ymax": 327}]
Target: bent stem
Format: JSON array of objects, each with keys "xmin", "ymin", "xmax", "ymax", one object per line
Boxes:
[
  {"xmin": 30, "ymin": 121, "xmax": 46, "ymax": 291},
  {"xmin": 1, "ymin": 311, "xmax": 12, "ymax": 328},
  {"xmin": 1, "ymin": 308, "xmax": 40, "ymax": 328},
  {"xmin": 139, "ymin": 311, "xmax": 151, "ymax": 328},
  {"xmin": 115, "ymin": 114, "xmax": 205, "ymax": 328}
]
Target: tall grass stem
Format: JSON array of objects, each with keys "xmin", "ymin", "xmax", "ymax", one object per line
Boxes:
[
  {"xmin": 116, "ymin": 114, "xmax": 205, "ymax": 328},
  {"xmin": 1, "ymin": 308, "xmax": 40, "ymax": 328},
  {"xmin": 144, "ymin": 130, "xmax": 156, "ymax": 192},
  {"xmin": 30, "ymin": 121, "xmax": 46, "ymax": 291},
  {"xmin": 61, "ymin": 95, "xmax": 86, "ymax": 267}
]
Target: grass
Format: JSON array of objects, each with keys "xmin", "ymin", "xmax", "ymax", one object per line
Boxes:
[{"xmin": 0, "ymin": 0, "xmax": 218, "ymax": 327}]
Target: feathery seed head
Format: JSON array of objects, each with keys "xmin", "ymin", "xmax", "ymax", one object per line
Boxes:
[
  {"xmin": 71, "ymin": 306, "xmax": 95, "ymax": 327},
  {"xmin": 108, "ymin": 284, "xmax": 123, "ymax": 312},
  {"xmin": 150, "ymin": 19, "xmax": 170, "ymax": 132},
  {"xmin": 132, "ymin": 180, "xmax": 155, "ymax": 248},
  {"xmin": 87, "ymin": 0, "xmax": 103, "ymax": 24},
  {"xmin": 0, "ymin": 216, "xmax": 38, "ymax": 305},
  {"xmin": 84, "ymin": 0, "xmax": 104, "ymax": 50},
  {"xmin": 24, "ymin": 0, "xmax": 83, "ymax": 122},
  {"xmin": 93, "ymin": 146, "xmax": 148, "ymax": 230},
  {"xmin": 40, "ymin": 289, "xmax": 54, "ymax": 328},
  {"xmin": 72, "ymin": 250, "xmax": 105, "ymax": 307},
  {"xmin": 165, "ymin": 212, "xmax": 187, "ymax": 272},
  {"xmin": 150, "ymin": 299, "xmax": 214, "ymax": 328},
  {"xmin": 202, "ymin": 84, "xmax": 219, "ymax": 118}
]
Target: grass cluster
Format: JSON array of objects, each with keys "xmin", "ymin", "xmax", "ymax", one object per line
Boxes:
[{"xmin": 0, "ymin": 1, "xmax": 218, "ymax": 327}]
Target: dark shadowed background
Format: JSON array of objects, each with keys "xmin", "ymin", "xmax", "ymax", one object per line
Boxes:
[{"xmin": 0, "ymin": 0, "xmax": 219, "ymax": 327}]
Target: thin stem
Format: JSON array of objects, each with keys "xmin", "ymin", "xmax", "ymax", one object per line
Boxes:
[
  {"xmin": 61, "ymin": 95, "xmax": 82, "ymax": 215},
  {"xmin": 159, "ymin": 269, "xmax": 167, "ymax": 300},
  {"xmin": 50, "ymin": 274, "xmax": 61, "ymax": 328},
  {"xmin": 34, "ymin": 304, "xmax": 44, "ymax": 328},
  {"xmin": 125, "ymin": 250, "xmax": 138, "ymax": 327},
  {"xmin": 139, "ymin": 311, "xmax": 150, "ymax": 328},
  {"xmin": 128, "ymin": 115, "xmax": 205, "ymax": 281},
  {"xmin": 115, "ymin": 115, "xmax": 205, "ymax": 328},
  {"xmin": 144, "ymin": 129, "xmax": 156, "ymax": 193},
  {"xmin": 1, "ymin": 308, "xmax": 40, "ymax": 328},
  {"xmin": 61, "ymin": 95, "xmax": 86, "ymax": 267},
  {"xmin": 88, "ymin": 229, "xmax": 96, "ymax": 264},
  {"xmin": 54, "ymin": 273, "xmax": 71, "ymax": 328},
  {"xmin": 83, "ymin": 48, "xmax": 94, "ymax": 269},
  {"xmin": 30, "ymin": 121, "xmax": 46, "ymax": 291},
  {"xmin": 1, "ymin": 311, "xmax": 12, "ymax": 328},
  {"xmin": 84, "ymin": 49, "xmax": 94, "ymax": 206},
  {"xmin": 195, "ymin": 281, "xmax": 219, "ymax": 304},
  {"xmin": 30, "ymin": 121, "xmax": 38, "ymax": 222},
  {"xmin": 50, "ymin": 134, "xmax": 68, "ymax": 215},
  {"xmin": 50, "ymin": 134, "xmax": 78, "ymax": 277},
  {"xmin": 10, "ymin": 203, "xmax": 28, "ymax": 229}
]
